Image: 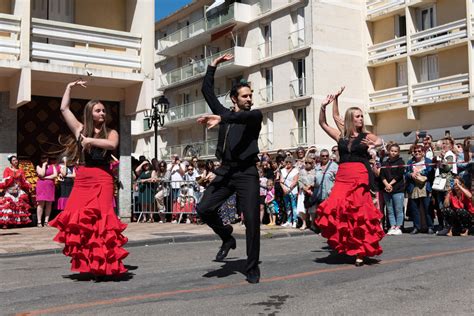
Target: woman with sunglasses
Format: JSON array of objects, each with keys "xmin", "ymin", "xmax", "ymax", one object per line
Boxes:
[{"xmin": 406, "ymin": 145, "xmax": 434, "ymax": 234}]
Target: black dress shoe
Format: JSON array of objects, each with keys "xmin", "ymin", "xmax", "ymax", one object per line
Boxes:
[
  {"xmin": 246, "ymin": 267, "xmax": 260, "ymax": 284},
  {"xmin": 215, "ymin": 236, "xmax": 236, "ymax": 261},
  {"xmin": 410, "ymin": 228, "xmax": 419, "ymax": 235}
]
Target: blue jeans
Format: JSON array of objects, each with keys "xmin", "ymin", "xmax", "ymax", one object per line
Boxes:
[
  {"xmin": 383, "ymin": 192, "xmax": 404, "ymax": 227},
  {"xmin": 409, "ymin": 197, "xmax": 433, "ymax": 229},
  {"xmin": 283, "ymin": 193, "xmax": 298, "ymax": 224}
]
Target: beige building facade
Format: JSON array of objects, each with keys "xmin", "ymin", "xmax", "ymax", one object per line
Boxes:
[
  {"xmin": 366, "ymin": 0, "xmax": 474, "ymax": 144},
  {"xmin": 0, "ymin": 0, "xmax": 155, "ymax": 220},
  {"xmin": 141, "ymin": 0, "xmax": 367, "ymax": 160},
  {"xmin": 137, "ymin": 0, "xmax": 473, "ymax": 161}
]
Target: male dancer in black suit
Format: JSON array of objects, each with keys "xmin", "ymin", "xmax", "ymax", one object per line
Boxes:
[{"xmin": 196, "ymin": 54, "xmax": 263, "ymax": 284}]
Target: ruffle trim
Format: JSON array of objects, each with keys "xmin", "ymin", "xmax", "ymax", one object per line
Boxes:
[
  {"xmin": 49, "ymin": 192, "xmax": 128, "ymax": 276},
  {"xmin": 316, "ymin": 179, "xmax": 384, "ymax": 257},
  {"xmin": 0, "ymin": 196, "xmax": 32, "ymax": 225}
]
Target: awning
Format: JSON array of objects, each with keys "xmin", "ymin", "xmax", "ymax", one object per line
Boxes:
[{"xmin": 205, "ymin": 0, "xmax": 226, "ymax": 13}]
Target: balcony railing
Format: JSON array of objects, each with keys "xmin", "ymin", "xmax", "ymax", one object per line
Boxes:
[
  {"xmin": 412, "ymin": 73, "xmax": 469, "ymax": 104},
  {"xmin": 411, "ymin": 19, "xmax": 467, "ymax": 52},
  {"xmin": 0, "ymin": 13, "xmax": 21, "ymax": 60},
  {"xmin": 289, "ymin": 78, "xmax": 307, "ymax": 99},
  {"xmin": 366, "ymin": 0, "xmax": 406, "ymax": 17},
  {"xmin": 259, "ymin": 132, "xmax": 274, "ymax": 151},
  {"xmin": 257, "ymin": 41, "xmax": 272, "ymax": 60},
  {"xmin": 166, "ymin": 94, "xmax": 231, "ymax": 124},
  {"xmin": 368, "ymin": 36, "xmax": 407, "ymax": 63},
  {"xmin": 160, "ymin": 139, "xmax": 218, "ymax": 160},
  {"xmin": 31, "ymin": 18, "xmax": 142, "ymax": 70},
  {"xmin": 157, "ymin": 2, "xmax": 249, "ymax": 53},
  {"xmin": 259, "ymin": 85, "xmax": 273, "ymax": 103},
  {"xmin": 290, "ymin": 127, "xmax": 307, "ymax": 147},
  {"xmin": 369, "ymin": 85, "xmax": 409, "ymax": 109},
  {"xmin": 289, "ymin": 28, "xmax": 305, "ymax": 50},
  {"xmin": 160, "ymin": 47, "xmax": 250, "ymax": 88}
]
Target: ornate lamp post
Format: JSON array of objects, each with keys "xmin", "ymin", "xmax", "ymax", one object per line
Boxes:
[{"xmin": 144, "ymin": 95, "xmax": 169, "ymax": 159}]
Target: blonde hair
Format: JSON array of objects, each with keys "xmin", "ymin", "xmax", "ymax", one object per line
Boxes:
[
  {"xmin": 58, "ymin": 100, "xmax": 109, "ymax": 163},
  {"xmin": 343, "ymin": 107, "xmax": 367, "ymax": 139}
]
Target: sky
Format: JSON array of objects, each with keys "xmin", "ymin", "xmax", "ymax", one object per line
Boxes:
[{"xmin": 155, "ymin": 0, "xmax": 193, "ymax": 21}]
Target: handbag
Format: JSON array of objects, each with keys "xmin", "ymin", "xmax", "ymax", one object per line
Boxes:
[
  {"xmin": 432, "ymin": 175, "xmax": 447, "ymax": 191},
  {"xmin": 413, "ymin": 174, "xmax": 427, "ymax": 186},
  {"xmin": 308, "ymin": 162, "xmax": 333, "ymax": 206}
]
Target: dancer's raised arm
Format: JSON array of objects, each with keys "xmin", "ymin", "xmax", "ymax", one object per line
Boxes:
[
  {"xmin": 61, "ymin": 80, "xmax": 86, "ymax": 138},
  {"xmin": 319, "ymin": 95, "xmax": 341, "ymax": 142},
  {"xmin": 201, "ymin": 54, "xmax": 234, "ymax": 115},
  {"xmin": 332, "ymin": 86, "xmax": 345, "ymax": 133}
]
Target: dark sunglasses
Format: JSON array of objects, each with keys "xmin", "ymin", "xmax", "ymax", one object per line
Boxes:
[{"xmin": 320, "ymin": 155, "xmax": 329, "ymax": 158}]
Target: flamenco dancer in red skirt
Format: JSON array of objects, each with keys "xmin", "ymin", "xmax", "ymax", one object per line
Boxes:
[
  {"xmin": 317, "ymin": 88, "xmax": 385, "ymax": 267},
  {"xmin": 49, "ymin": 80, "xmax": 128, "ymax": 279}
]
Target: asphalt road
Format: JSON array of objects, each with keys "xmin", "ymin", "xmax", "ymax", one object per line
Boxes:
[{"xmin": 1, "ymin": 233, "xmax": 473, "ymax": 316}]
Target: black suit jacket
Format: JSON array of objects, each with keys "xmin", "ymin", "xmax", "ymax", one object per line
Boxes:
[{"xmin": 201, "ymin": 65, "xmax": 262, "ymax": 163}]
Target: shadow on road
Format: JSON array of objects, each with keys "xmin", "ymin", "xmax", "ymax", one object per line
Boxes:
[
  {"xmin": 202, "ymin": 259, "xmax": 247, "ymax": 279},
  {"xmin": 315, "ymin": 252, "xmax": 381, "ymax": 266},
  {"xmin": 62, "ymin": 271, "xmax": 136, "ymax": 282}
]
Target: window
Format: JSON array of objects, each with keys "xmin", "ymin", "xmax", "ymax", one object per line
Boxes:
[
  {"xmin": 296, "ymin": 108, "xmax": 307, "ymax": 145},
  {"xmin": 420, "ymin": 55, "xmax": 438, "ymax": 82},
  {"xmin": 395, "ymin": 15, "xmax": 406, "ymax": 37},
  {"xmin": 262, "ymin": 68, "xmax": 273, "ymax": 102},
  {"xmin": 397, "ymin": 62, "xmax": 407, "ymax": 86},
  {"xmin": 291, "ymin": 59, "xmax": 306, "ymax": 97},
  {"xmin": 417, "ymin": 6, "xmax": 436, "ymax": 31}
]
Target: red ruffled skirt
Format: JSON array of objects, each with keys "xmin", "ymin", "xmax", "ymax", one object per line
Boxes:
[
  {"xmin": 316, "ymin": 163, "xmax": 384, "ymax": 257},
  {"xmin": 49, "ymin": 166, "xmax": 128, "ymax": 275}
]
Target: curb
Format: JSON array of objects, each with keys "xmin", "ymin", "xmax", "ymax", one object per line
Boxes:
[{"xmin": 0, "ymin": 229, "xmax": 316, "ymax": 259}]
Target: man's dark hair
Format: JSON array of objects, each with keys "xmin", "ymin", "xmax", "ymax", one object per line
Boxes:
[{"xmin": 230, "ymin": 80, "xmax": 251, "ymax": 100}]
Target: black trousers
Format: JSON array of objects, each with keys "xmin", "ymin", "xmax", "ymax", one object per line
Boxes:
[{"xmin": 196, "ymin": 165, "xmax": 260, "ymax": 273}]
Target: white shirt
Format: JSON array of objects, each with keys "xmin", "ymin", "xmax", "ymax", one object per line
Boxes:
[
  {"xmin": 168, "ymin": 163, "xmax": 185, "ymax": 189},
  {"xmin": 281, "ymin": 167, "xmax": 299, "ymax": 195}
]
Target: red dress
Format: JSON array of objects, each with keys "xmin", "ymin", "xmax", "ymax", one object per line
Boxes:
[
  {"xmin": 0, "ymin": 167, "xmax": 32, "ymax": 227},
  {"xmin": 316, "ymin": 134, "xmax": 384, "ymax": 257},
  {"xmin": 49, "ymin": 148, "xmax": 128, "ymax": 275}
]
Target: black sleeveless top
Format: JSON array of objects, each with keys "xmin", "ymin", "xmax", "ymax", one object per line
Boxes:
[
  {"xmin": 83, "ymin": 147, "xmax": 111, "ymax": 167},
  {"xmin": 338, "ymin": 132, "xmax": 376, "ymax": 190},
  {"xmin": 338, "ymin": 132, "xmax": 371, "ymax": 164}
]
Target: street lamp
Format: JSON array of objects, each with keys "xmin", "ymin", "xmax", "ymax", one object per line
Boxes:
[{"xmin": 144, "ymin": 95, "xmax": 169, "ymax": 159}]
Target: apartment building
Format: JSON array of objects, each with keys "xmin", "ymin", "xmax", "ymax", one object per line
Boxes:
[
  {"xmin": 137, "ymin": 0, "xmax": 367, "ymax": 160},
  {"xmin": 366, "ymin": 0, "xmax": 474, "ymax": 143},
  {"xmin": 0, "ymin": 0, "xmax": 155, "ymax": 219}
]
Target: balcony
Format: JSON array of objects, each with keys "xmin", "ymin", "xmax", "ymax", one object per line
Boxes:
[
  {"xmin": 290, "ymin": 127, "xmax": 307, "ymax": 147},
  {"xmin": 159, "ymin": 46, "xmax": 252, "ymax": 90},
  {"xmin": 259, "ymin": 132, "xmax": 274, "ymax": 151},
  {"xmin": 165, "ymin": 94, "xmax": 231, "ymax": 127},
  {"xmin": 368, "ymin": 37, "xmax": 407, "ymax": 65},
  {"xmin": 289, "ymin": 28, "xmax": 306, "ymax": 51},
  {"xmin": 259, "ymin": 85, "xmax": 273, "ymax": 104},
  {"xmin": 289, "ymin": 78, "xmax": 308, "ymax": 99},
  {"xmin": 157, "ymin": 2, "xmax": 251, "ymax": 56},
  {"xmin": 366, "ymin": 0, "xmax": 406, "ymax": 20},
  {"xmin": 131, "ymin": 118, "xmax": 153, "ymax": 136},
  {"xmin": 30, "ymin": 18, "xmax": 142, "ymax": 71},
  {"xmin": 160, "ymin": 139, "xmax": 218, "ymax": 160},
  {"xmin": 412, "ymin": 73, "xmax": 469, "ymax": 104},
  {"xmin": 368, "ymin": 85, "xmax": 409, "ymax": 112},
  {"xmin": 0, "ymin": 13, "xmax": 21, "ymax": 62},
  {"xmin": 411, "ymin": 19, "xmax": 467, "ymax": 53}
]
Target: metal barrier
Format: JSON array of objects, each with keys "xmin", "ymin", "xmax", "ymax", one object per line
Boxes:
[{"xmin": 132, "ymin": 180, "xmax": 202, "ymax": 223}]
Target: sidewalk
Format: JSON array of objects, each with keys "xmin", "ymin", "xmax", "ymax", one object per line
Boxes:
[{"xmin": 0, "ymin": 223, "xmax": 315, "ymax": 257}]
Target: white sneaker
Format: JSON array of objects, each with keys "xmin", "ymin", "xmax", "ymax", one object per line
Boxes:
[
  {"xmin": 386, "ymin": 227, "xmax": 395, "ymax": 235},
  {"xmin": 392, "ymin": 228, "xmax": 403, "ymax": 235},
  {"xmin": 171, "ymin": 220, "xmax": 178, "ymax": 224},
  {"xmin": 186, "ymin": 219, "xmax": 191, "ymax": 224},
  {"xmin": 291, "ymin": 222, "xmax": 297, "ymax": 228},
  {"xmin": 281, "ymin": 222, "xmax": 291, "ymax": 227},
  {"xmin": 158, "ymin": 220, "xmax": 163, "ymax": 224}
]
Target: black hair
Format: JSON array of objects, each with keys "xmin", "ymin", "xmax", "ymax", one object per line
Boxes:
[
  {"xmin": 7, "ymin": 155, "xmax": 17, "ymax": 163},
  {"xmin": 230, "ymin": 79, "xmax": 251, "ymax": 100}
]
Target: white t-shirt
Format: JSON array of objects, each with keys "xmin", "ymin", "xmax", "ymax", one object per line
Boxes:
[
  {"xmin": 168, "ymin": 163, "xmax": 185, "ymax": 189},
  {"xmin": 281, "ymin": 167, "xmax": 299, "ymax": 195}
]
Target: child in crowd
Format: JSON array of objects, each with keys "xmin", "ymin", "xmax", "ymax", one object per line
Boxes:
[{"xmin": 265, "ymin": 179, "xmax": 279, "ymax": 226}]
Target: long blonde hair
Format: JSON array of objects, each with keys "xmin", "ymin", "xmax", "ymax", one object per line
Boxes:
[
  {"xmin": 343, "ymin": 107, "xmax": 367, "ymax": 139},
  {"xmin": 59, "ymin": 100, "xmax": 109, "ymax": 163}
]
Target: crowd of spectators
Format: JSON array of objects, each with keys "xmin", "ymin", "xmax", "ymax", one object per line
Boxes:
[{"xmin": 132, "ymin": 133, "xmax": 473, "ymax": 237}]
